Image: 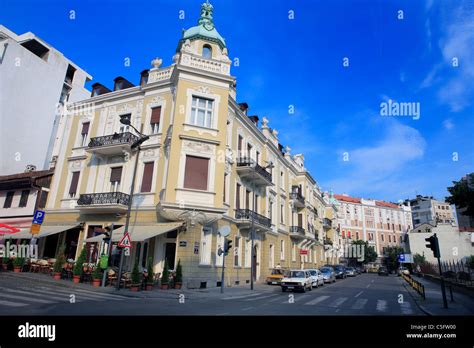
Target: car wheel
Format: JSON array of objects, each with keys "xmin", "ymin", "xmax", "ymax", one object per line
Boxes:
[{"xmin": 301, "ymin": 286, "xmax": 306, "ymax": 293}]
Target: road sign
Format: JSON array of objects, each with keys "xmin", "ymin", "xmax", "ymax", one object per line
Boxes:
[
  {"xmin": 31, "ymin": 224, "xmax": 41, "ymax": 235},
  {"xmin": 118, "ymin": 232, "xmax": 132, "ymax": 248},
  {"xmin": 398, "ymin": 254, "xmax": 405, "ymax": 262},
  {"xmin": 300, "ymin": 249, "xmax": 308, "ymax": 255},
  {"xmin": 32, "ymin": 210, "xmax": 45, "ymax": 225}
]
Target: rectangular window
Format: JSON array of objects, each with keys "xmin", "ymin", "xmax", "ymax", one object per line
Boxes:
[
  {"xmin": 234, "ymin": 236, "xmax": 241, "ymax": 267},
  {"xmin": 69, "ymin": 172, "xmax": 80, "ymax": 197},
  {"xmin": 236, "ymin": 183, "xmax": 241, "ymax": 209},
  {"xmin": 38, "ymin": 190, "xmax": 49, "ymax": 209},
  {"xmin": 245, "ymin": 190, "xmax": 250, "ymax": 209},
  {"xmin": 247, "ymin": 143, "xmax": 252, "ymax": 159},
  {"xmin": 269, "ymin": 201, "xmax": 273, "ymax": 223},
  {"xmin": 3, "ymin": 191, "xmax": 14, "ymax": 208},
  {"xmin": 223, "ymin": 173, "xmax": 227, "ymax": 203},
  {"xmin": 81, "ymin": 122, "xmax": 90, "ymax": 146},
  {"xmin": 269, "ymin": 244, "xmax": 274, "ymax": 268},
  {"xmin": 238, "ymin": 135, "xmax": 243, "ymax": 157},
  {"xmin": 280, "ymin": 203, "xmax": 284, "ymax": 224},
  {"xmin": 280, "ymin": 240, "xmax": 285, "ymax": 260},
  {"xmin": 254, "ymin": 194, "xmax": 258, "ymax": 213},
  {"xmin": 355, "ymin": 231, "xmax": 359, "ymax": 240},
  {"xmin": 245, "ymin": 238, "xmax": 251, "ymax": 267},
  {"xmin": 110, "ymin": 167, "xmax": 123, "ymax": 192},
  {"xmin": 119, "ymin": 114, "xmax": 131, "ymax": 133},
  {"xmin": 19, "ymin": 190, "xmax": 29, "ymax": 207},
  {"xmin": 381, "ymin": 234, "xmax": 384, "ymax": 242},
  {"xmin": 256, "ymin": 151, "xmax": 260, "ymax": 165},
  {"xmin": 190, "ymin": 97, "xmax": 213, "ymax": 128},
  {"xmin": 183, "ymin": 155, "xmax": 209, "ymax": 190},
  {"xmin": 200, "ymin": 227, "xmax": 212, "ymax": 265},
  {"xmin": 141, "ymin": 162, "xmax": 154, "ymax": 192},
  {"xmin": 292, "ymin": 243, "xmax": 296, "ymax": 262},
  {"xmin": 150, "ymin": 106, "xmax": 161, "ymax": 134}
]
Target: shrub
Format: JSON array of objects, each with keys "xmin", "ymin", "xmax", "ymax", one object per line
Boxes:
[
  {"xmin": 131, "ymin": 261, "xmax": 140, "ymax": 285},
  {"xmin": 147, "ymin": 257, "xmax": 154, "ymax": 284},
  {"xmin": 13, "ymin": 257, "xmax": 25, "ymax": 267},
  {"xmin": 53, "ymin": 244, "xmax": 66, "ymax": 273},
  {"xmin": 92, "ymin": 265, "xmax": 103, "ymax": 280},
  {"xmin": 175, "ymin": 259, "xmax": 182, "ymax": 283},
  {"xmin": 161, "ymin": 259, "xmax": 169, "ymax": 284},
  {"xmin": 73, "ymin": 247, "xmax": 87, "ymax": 276}
]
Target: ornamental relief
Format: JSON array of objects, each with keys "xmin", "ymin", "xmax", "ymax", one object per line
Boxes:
[
  {"xmin": 182, "ymin": 140, "xmax": 214, "ymax": 155},
  {"xmin": 193, "ymin": 86, "xmax": 212, "ymax": 95}
]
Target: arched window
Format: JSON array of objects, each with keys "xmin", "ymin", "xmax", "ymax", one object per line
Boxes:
[{"xmin": 202, "ymin": 45, "xmax": 212, "ymax": 59}]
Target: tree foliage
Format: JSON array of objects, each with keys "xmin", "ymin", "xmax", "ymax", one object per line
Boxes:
[{"xmin": 446, "ymin": 173, "xmax": 474, "ymax": 218}]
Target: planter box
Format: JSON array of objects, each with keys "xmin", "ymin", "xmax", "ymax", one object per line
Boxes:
[
  {"xmin": 73, "ymin": 275, "xmax": 81, "ymax": 284},
  {"xmin": 161, "ymin": 283, "xmax": 169, "ymax": 290},
  {"xmin": 130, "ymin": 285, "xmax": 140, "ymax": 292},
  {"xmin": 92, "ymin": 279, "xmax": 101, "ymax": 287},
  {"xmin": 145, "ymin": 284, "xmax": 153, "ymax": 291},
  {"xmin": 53, "ymin": 272, "xmax": 61, "ymax": 280},
  {"xmin": 13, "ymin": 266, "xmax": 21, "ymax": 273}
]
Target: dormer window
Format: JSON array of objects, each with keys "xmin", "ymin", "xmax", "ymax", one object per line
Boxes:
[{"xmin": 202, "ymin": 44, "xmax": 212, "ymax": 59}]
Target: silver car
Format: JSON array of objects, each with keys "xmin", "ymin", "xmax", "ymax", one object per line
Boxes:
[
  {"xmin": 307, "ymin": 269, "xmax": 325, "ymax": 288},
  {"xmin": 319, "ymin": 266, "xmax": 336, "ymax": 283}
]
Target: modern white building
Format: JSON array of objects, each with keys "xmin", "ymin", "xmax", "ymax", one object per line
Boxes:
[
  {"xmin": 334, "ymin": 194, "xmax": 413, "ymax": 261},
  {"xmin": 0, "ymin": 25, "xmax": 92, "ymax": 175},
  {"xmin": 405, "ymin": 195, "xmax": 456, "ymax": 227},
  {"xmin": 407, "ymin": 222, "xmax": 474, "ymax": 263}
]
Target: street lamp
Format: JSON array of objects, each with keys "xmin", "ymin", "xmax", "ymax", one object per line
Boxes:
[
  {"xmin": 250, "ymin": 161, "xmax": 274, "ymax": 291},
  {"xmin": 116, "ymin": 117, "xmax": 149, "ymax": 290}
]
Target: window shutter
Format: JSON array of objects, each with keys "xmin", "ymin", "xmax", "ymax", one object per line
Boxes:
[
  {"xmin": 69, "ymin": 172, "xmax": 80, "ymax": 195},
  {"xmin": 236, "ymin": 183, "xmax": 241, "ymax": 209},
  {"xmin": 141, "ymin": 162, "xmax": 154, "ymax": 192},
  {"xmin": 81, "ymin": 122, "xmax": 90, "ymax": 135},
  {"xmin": 183, "ymin": 156, "xmax": 209, "ymax": 190},
  {"xmin": 110, "ymin": 167, "xmax": 123, "ymax": 182},
  {"xmin": 150, "ymin": 107, "xmax": 161, "ymax": 124}
]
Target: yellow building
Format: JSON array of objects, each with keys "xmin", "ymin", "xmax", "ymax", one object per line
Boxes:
[{"xmin": 41, "ymin": 1, "xmax": 340, "ymax": 288}]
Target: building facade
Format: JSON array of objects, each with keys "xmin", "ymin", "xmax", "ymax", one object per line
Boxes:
[
  {"xmin": 334, "ymin": 194, "xmax": 412, "ymax": 263},
  {"xmin": 0, "ymin": 25, "xmax": 92, "ymax": 175},
  {"xmin": 34, "ymin": 2, "xmax": 340, "ymax": 288},
  {"xmin": 405, "ymin": 195, "xmax": 456, "ymax": 227}
]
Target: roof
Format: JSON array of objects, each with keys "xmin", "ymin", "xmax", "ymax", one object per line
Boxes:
[
  {"xmin": 375, "ymin": 200, "xmax": 400, "ymax": 209},
  {"xmin": 334, "ymin": 194, "xmax": 361, "ymax": 204},
  {"xmin": 0, "ymin": 169, "xmax": 53, "ymax": 183}
]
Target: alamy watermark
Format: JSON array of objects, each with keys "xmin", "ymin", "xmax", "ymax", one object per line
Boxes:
[
  {"xmin": 380, "ymin": 99, "xmax": 420, "ymax": 120},
  {"xmin": 0, "ymin": 242, "xmax": 38, "ymax": 258}
]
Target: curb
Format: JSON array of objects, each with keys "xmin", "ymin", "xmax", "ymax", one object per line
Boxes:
[{"xmin": 401, "ymin": 280, "xmax": 433, "ymax": 316}]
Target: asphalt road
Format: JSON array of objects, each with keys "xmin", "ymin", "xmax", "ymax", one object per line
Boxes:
[{"xmin": 0, "ymin": 273, "xmax": 424, "ymax": 315}]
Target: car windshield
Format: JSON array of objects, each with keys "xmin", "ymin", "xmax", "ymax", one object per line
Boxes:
[
  {"xmin": 271, "ymin": 269, "xmax": 283, "ymax": 275},
  {"xmin": 290, "ymin": 271, "xmax": 306, "ymax": 278},
  {"xmin": 309, "ymin": 270, "xmax": 316, "ymax": 276},
  {"xmin": 320, "ymin": 268, "xmax": 331, "ymax": 273}
]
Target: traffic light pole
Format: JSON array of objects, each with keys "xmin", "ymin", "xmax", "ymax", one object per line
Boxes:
[
  {"xmin": 220, "ymin": 238, "xmax": 226, "ymax": 294},
  {"xmin": 426, "ymin": 233, "xmax": 448, "ymax": 308},
  {"xmin": 436, "ymin": 253, "xmax": 448, "ymax": 309}
]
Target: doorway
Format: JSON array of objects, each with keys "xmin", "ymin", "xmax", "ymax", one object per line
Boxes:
[
  {"xmin": 165, "ymin": 242, "xmax": 176, "ymax": 270},
  {"xmin": 43, "ymin": 233, "xmax": 60, "ymax": 258}
]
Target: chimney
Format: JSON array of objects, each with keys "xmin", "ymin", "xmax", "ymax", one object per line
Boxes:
[
  {"xmin": 140, "ymin": 70, "xmax": 149, "ymax": 86},
  {"xmin": 248, "ymin": 115, "xmax": 259, "ymax": 127},
  {"xmin": 113, "ymin": 77, "xmax": 134, "ymax": 91},
  {"xmin": 238, "ymin": 102, "xmax": 249, "ymax": 115},
  {"xmin": 91, "ymin": 83, "xmax": 111, "ymax": 97}
]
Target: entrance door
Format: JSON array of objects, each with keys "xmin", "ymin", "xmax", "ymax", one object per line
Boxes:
[
  {"xmin": 64, "ymin": 229, "xmax": 80, "ymax": 260},
  {"xmin": 43, "ymin": 233, "xmax": 60, "ymax": 258},
  {"xmin": 165, "ymin": 242, "xmax": 176, "ymax": 270}
]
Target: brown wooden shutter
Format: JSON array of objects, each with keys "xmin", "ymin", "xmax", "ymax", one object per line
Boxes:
[
  {"xmin": 69, "ymin": 172, "xmax": 80, "ymax": 195},
  {"xmin": 150, "ymin": 107, "xmax": 161, "ymax": 124},
  {"xmin": 183, "ymin": 156, "xmax": 208, "ymax": 190},
  {"xmin": 245, "ymin": 190, "xmax": 250, "ymax": 209},
  {"xmin": 298, "ymin": 214, "xmax": 303, "ymax": 228},
  {"xmin": 141, "ymin": 162, "xmax": 154, "ymax": 192},
  {"xmin": 81, "ymin": 122, "xmax": 90, "ymax": 135},
  {"xmin": 110, "ymin": 167, "xmax": 123, "ymax": 182},
  {"xmin": 238, "ymin": 136, "xmax": 242, "ymax": 152}
]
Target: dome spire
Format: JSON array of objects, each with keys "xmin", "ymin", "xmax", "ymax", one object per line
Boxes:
[{"xmin": 198, "ymin": 1, "xmax": 214, "ymax": 27}]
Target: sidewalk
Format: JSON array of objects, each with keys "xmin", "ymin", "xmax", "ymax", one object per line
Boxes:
[
  {"xmin": 1, "ymin": 272, "xmax": 268, "ymax": 300},
  {"xmin": 401, "ymin": 275, "xmax": 474, "ymax": 315}
]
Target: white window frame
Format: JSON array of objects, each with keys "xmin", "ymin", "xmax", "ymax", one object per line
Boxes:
[
  {"xmin": 185, "ymin": 89, "xmax": 221, "ymax": 131},
  {"xmin": 190, "ymin": 96, "xmax": 214, "ymax": 128},
  {"xmin": 244, "ymin": 238, "xmax": 251, "ymax": 268}
]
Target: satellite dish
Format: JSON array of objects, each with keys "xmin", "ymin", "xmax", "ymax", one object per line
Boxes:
[{"xmin": 218, "ymin": 225, "xmax": 231, "ymax": 237}]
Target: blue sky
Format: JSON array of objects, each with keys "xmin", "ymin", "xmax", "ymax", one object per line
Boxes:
[{"xmin": 1, "ymin": 0, "xmax": 473, "ymax": 202}]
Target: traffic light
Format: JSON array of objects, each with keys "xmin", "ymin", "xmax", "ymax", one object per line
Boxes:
[
  {"xmin": 224, "ymin": 239, "xmax": 233, "ymax": 255},
  {"xmin": 425, "ymin": 234, "xmax": 440, "ymax": 258}
]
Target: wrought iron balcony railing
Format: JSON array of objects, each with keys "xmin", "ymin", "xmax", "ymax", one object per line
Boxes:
[
  {"xmin": 88, "ymin": 132, "xmax": 139, "ymax": 148},
  {"xmin": 289, "ymin": 191, "xmax": 305, "ymax": 207},
  {"xmin": 236, "ymin": 157, "xmax": 272, "ymax": 183},
  {"xmin": 235, "ymin": 209, "xmax": 271, "ymax": 228},
  {"xmin": 289, "ymin": 226, "xmax": 305, "ymax": 234},
  {"xmin": 77, "ymin": 192, "xmax": 130, "ymax": 206}
]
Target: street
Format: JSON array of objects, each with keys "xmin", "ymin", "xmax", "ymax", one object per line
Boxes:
[{"xmin": 0, "ymin": 273, "xmax": 424, "ymax": 315}]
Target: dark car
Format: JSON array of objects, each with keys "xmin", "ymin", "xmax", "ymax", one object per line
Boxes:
[
  {"xmin": 378, "ymin": 267, "xmax": 389, "ymax": 276},
  {"xmin": 334, "ymin": 265, "xmax": 347, "ymax": 279},
  {"xmin": 345, "ymin": 267, "xmax": 357, "ymax": 276}
]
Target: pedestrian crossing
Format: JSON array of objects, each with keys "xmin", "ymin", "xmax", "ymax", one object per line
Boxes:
[
  {"xmin": 224, "ymin": 291, "xmax": 415, "ymax": 314},
  {"xmin": 0, "ymin": 285, "xmax": 130, "ymax": 310}
]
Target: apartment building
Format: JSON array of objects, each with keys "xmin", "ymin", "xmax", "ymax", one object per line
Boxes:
[
  {"xmin": 405, "ymin": 195, "xmax": 456, "ymax": 227},
  {"xmin": 334, "ymin": 194, "xmax": 412, "ymax": 262},
  {"xmin": 24, "ymin": 2, "xmax": 340, "ymax": 288},
  {"xmin": 0, "ymin": 25, "xmax": 91, "ymax": 175}
]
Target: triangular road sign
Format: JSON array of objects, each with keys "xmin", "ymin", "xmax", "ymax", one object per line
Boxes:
[{"xmin": 118, "ymin": 232, "xmax": 132, "ymax": 248}]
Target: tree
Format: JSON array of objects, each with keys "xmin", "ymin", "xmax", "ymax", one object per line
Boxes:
[
  {"xmin": 413, "ymin": 253, "xmax": 426, "ymax": 267},
  {"xmin": 131, "ymin": 261, "xmax": 140, "ymax": 285},
  {"xmin": 384, "ymin": 246, "xmax": 404, "ymax": 272},
  {"xmin": 73, "ymin": 247, "xmax": 87, "ymax": 276},
  {"xmin": 53, "ymin": 244, "xmax": 66, "ymax": 273},
  {"xmin": 161, "ymin": 259, "xmax": 169, "ymax": 285},
  {"xmin": 175, "ymin": 259, "xmax": 183, "ymax": 284},
  {"xmin": 446, "ymin": 173, "xmax": 474, "ymax": 218}
]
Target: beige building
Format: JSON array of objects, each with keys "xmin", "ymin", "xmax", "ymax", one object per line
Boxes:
[
  {"xmin": 36, "ymin": 2, "xmax": 340, "ymax": 288},
  {"xmin": 334, "ymin": 194, "xmax": 412, "ymax": 263}
]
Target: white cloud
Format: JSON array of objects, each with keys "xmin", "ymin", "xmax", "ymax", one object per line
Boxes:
[{"xmin": 443, "ymin": 118, "xmax": 454, "ymax": 130}]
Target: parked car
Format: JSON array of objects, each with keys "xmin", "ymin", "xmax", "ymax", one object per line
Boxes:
[
  {"xmin": 266, "ymin": 268, "xmax": 288, "ymax": 285},
  {"xmin": 354, "ymin": 266, "xmax": 364, "ymax": 274},
  {"xmin": 345, "ymin": 267, "xmax": 356, "ymax": 277},
  {"xmin": 281, "ymin": 270, "xmax": 313, "ymax": 292},
  {"xmin": 320, "ymin": 266, "xmax": 336, "ymax": 283},
  {"xmin": 378, "ymin": 267, "xmax": 389, "ymax": 276},
  {"xmin": 334, "ymin": 265, "xmax": 347, "ymax": 279},
  {"xmin": 397, "ymin": 266, "xmax": 410, "ymax": 276},
  {"xmin": 307, "ymin": 269, "xmax": 325, "ymax": 288}
]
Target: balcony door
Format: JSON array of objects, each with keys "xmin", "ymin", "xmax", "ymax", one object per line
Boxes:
[
  {"xmin": 119, "ymin": 114, "xmax": 131, "ymax": 133},
  {"xmin": 110, "ymin": 167, "xmax": 123, "ymax": 192},
  {"xmin": 298, "ymin": 214, "xmax": 303, "ymax": 228}
]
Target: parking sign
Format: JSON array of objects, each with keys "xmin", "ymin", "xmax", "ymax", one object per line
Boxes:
[{"xmin": 32, "ymin": 210, "xmax": 45, "ymax": 225}]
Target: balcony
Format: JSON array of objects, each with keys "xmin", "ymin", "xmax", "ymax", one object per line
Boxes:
[
  {"xmin": 289, "ymin": 226, "xmax": 305, "ymax": 238},
  {"xmin": 289, "ymin": 191, "xmax": 305, "ymax": 209},
  {"xmin": 323, "ymin": 218, "xmax": 332, "ymax": 229},
  {"xmin": 236, "ymin": 157, "xmax": 272, "ymax": 186},
  {"xmin": 77, "ymin": 192, "xmax": 130, "ymax": 213},
  {"xmin": 235, "ymin": 209, "xmax": 271, "ymax": 230},
  {"xmin": 86, "ymin": 132, "xmax": 139, "ymax": 156}
]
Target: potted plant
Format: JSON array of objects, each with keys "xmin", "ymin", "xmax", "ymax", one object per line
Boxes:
[
  {"xmin": 161, "ymin": 259, "xmax": 169, "ymax": 290},
  {"xmin": 72, "ymin": 247, "xmax": 87, "ymax": 283},
  {"xmin": 13, "ymin": 257, "xmax": 25, "ymax": 272},
  {"xmin": 92, "ymin": 266, "xmax": 103, "ymax": 287},
  {"xmin": 130, "ymin": 261, "xmax": 140, "ymax": 292},
  {"xmin": 145, "ymin": 257, "xmax": 154, "ymax": 290},
  {"xmin": 52, "ymin": 244, "xmax": 66, "ymax": 280},
  {"xmin": 2, "ymin": 257, "xmax": 9, "ymax": 271},
  {"xmin": 174, "ymin": 259, "xmax": 183, "ymax": 289}
]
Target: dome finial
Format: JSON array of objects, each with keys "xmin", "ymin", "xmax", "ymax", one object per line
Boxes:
[{"xmin": 199, "ymin": 1, "xmax": 214, "ymax": 26}]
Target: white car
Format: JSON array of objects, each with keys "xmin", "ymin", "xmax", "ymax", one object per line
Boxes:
[
  {"xmin": 307, "ymin": 269, "xmax": 325, "ymax": 288},
  {"xmin": 281, "ymin": 269, "xmax": 313, "ymax": 293}
]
